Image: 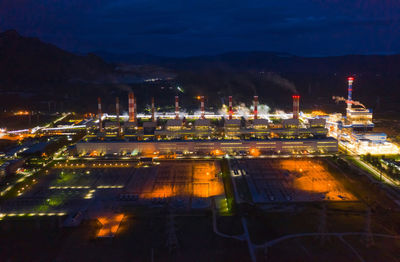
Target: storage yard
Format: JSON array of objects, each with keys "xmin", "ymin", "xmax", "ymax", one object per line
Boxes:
[
  {"xmin": 0, "ymin": 160, "xmax": 224, "ymax": 216},
  {"xmin": 125, "ymin": 161, "xmax": 223, "ymax": 201},
  {"xmin": 231, "ymin": 158, "xmax": 356, "ymax": 203}
]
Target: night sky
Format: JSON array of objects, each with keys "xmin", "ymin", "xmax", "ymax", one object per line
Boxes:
[{"xmin": 1, "ymin": 0, "xmax": 400, "ymax": 56}]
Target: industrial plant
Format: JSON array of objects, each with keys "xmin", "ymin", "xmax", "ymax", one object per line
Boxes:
[
  {"xmin": 74, "ymin": 91, "xmax": 337, "ymax": 157},
  {"xmin": 3, "ymin": 1, "xmax": 400, "ymax": 260},
  {"xmin": 327, "ymin": 77, "xmax": 399, "ymax": 155},
  {"xmin": 1, "ymin": 77, "xmax": 400, "ymax": 262},
  {"xmin": 55, "ymin": 76, "xmax": 395, "ymax": 158}
]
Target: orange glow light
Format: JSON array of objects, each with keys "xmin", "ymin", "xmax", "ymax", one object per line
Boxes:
[
  {"xmin": 14, "ymin": 111, "xmax": 30, "ymax": 116},
  {"xmin": 97, "ymin": 214, "xmax": 124, "ymax": 238},
  {"xmin": 211, "ymin": 149, "xmax": 224, "ymax": 156},
  {"xmin": 311, "ymin": 110, "xmax": 327, "ymax": 116},
  {"xmin": 280, "ymin": 159, "xmax": 356, "ymax": 201},
  {"xmin": 249, "ymin": 148, "xmax": 261, "ymax": 157},
  {"xmin": 140, "ymin": 161, "xmax": 224, "ymax": 199},
  {"xmin": 89, "ymin": 151, "xmax": 98, "ymax": 157}
]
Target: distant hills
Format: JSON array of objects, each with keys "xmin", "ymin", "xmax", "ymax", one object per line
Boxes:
[
  {"xmin": 0, "ymin": 30, "xmax": 114, "ymax": 85},
  {"xmin": 95, "ymin": 51, "xmax": 400, "ymax": 114},
  {"xmin": 95, "ymin": 50, "xmax": 400, "ymax": 74},
  {"xmin": 0, "ymin": 30, "xmax": 174, "ymax": 112},
  {"xmin": 0, "ymin": 30, "xmax": 400, "ymax": 114}
]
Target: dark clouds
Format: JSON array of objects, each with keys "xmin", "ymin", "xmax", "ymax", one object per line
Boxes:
[{"xmin": 1, "ymin": 0, "xmax": 399, "ymax": 56}]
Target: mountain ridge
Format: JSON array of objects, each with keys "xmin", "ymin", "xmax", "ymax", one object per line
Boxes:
[
  {"xmin": 94, "ymin": 50, "xmax": 400, "ymax": 74},
  {"xmin": 0, "ymin": 29, "xmax": 115, "ymax": 86}
]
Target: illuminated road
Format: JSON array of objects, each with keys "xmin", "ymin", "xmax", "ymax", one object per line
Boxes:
[
  {"xmin": 339, "ymin": 142, "xmax": 399, "ymax": 187},
  {"xmin": 0, "ymin": 144, "xmax": 68, "ymax": 198},
  {"xmin": 350, "ymin": 156, "xmax": 399, "ymax": 187},
  {"xmin": 4, "ymin": 112, "xmax": 75, "ymax": 135},
  {"xmin": 341, "ymin": 156, "xmax": 400, "ymax": 208}
]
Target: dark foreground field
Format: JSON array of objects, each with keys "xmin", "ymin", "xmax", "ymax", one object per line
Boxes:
[
  {"xmin": 0, "ymin": 214, "xmax": 250, "ymax": 262},
  {"xmin": 1, "ymin": 158, "xmax": 400, "ymax": 262}
]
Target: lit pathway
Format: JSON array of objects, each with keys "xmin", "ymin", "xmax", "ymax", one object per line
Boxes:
[
  {"xmin": 353, "ymin": 156, "xmax": 399, "ymax": 187},
  {"xmin": 211, "ymin": 199, "xmax": 244, "ymax": 241},
  {"xmin": 255, "ymin": 232, "xmax": 400, "ymax": 262},
  {"xmin": 227, "ymin": 159, "xmax": 243, "ymax": 204},
  {"xmin": 256, "ymin": 231, "xmax": 400, "ymax": 249},
  {"xmin": 211, "ymin": 199, "xmax": 256, "ymax": 262},
  {"xmin": 241, "ymin": 217, "xmax": 256, "ymax": 262},
  {"xmin": 342, "ymin": 156, "xmax": 400, "ymax": 207}
]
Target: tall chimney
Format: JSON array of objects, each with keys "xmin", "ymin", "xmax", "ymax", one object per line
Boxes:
[
  {"xmin": 200, "ymin": 96, "xmax": 205, "ymax": 119},
  {"xmin": 98, "ymin": 97, "xmax": 103, "ymax": 132},
  {"xmin": 128, "ymin": 92, "xmax": 135, "ymax": 122},
  {"xmin": 151, "ymin": 97, "xmax": 155, "ymax": 122},
  {"xmin": 116, "ymin": 97, "xmax": 120, "ymax": 136},
  {"xmin": 253, "ymin": 96, "xmax": 258, "ymax": 120},
  {"xmin": 292, "ymin": 95, "xmax": 300, "ymax": 120},
  {"xmin": 175, "ymin": 96, "xmax": 179, "ymax": 120},
  {"xmin": 134, "ymin": 94, "xmax": 137, "ymax": 121},
  {"xmin": 347, "ymin": 77, "xmax": 354, "ymax": 110},
  {"xmin": 228, "ymin": 96, "xmax": 233, "ymax": 120}
]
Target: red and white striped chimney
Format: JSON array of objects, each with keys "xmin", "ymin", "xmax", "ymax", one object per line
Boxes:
[
  {"xmin": 292, "ymin": 95, "xmax": 300, "ymax": 120},
  {"xmin": 151, "ymin": 97, "xmax": 155, "ymax": 122},
  {"xmin": 200, "ymin": 96, "xmax": 205, "ymax": 119},
  {"xmin": 253, "ymin": 96, "xmax": 258, "ymax": 120},
  {"xmin": 228, "ymin": 96, "xmax": 233, "ymax": 120},
  {"xmin": 128, "ymin": 92, "xmax": 135, "ymax": 122},
  {"xmin": 116, "ymin": 97, "xmax": 120, "ymax": 136},
  {"xmin": 347, "ymin": 77, "xmax": 354, "ymax": 110},
  {"xmin": 97, "ymin": 97, "xmax": 103, "ymax": 132},
  {"xmin": 175, "ymin": 96, "xmax": 179, "ymax": 119},
  {"xmin": 134, "ymin": 95, "xmax": 137, "ymax": 121}
]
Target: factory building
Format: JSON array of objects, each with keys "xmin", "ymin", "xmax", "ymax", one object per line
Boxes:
[
  {"xmin": 224, "ymin": 119, "xmax": 242, "ymax": 138},
  {"xmin": 76, "ymin": 94, "xmax": 338, "ymax": 156},
  {"xmin": 76, "ymin": 137, "xmax": 338, "ymax": 156},
  {"xmin": 327, "ymin": 77, "xmax": 399, "ymax": 155},
  {"xmin": 252, "ymin": 118, "xmax": 268, "ymax": 129},
  {"xmin": 346, "ymin": 108, "xmax": 374, "ymax": 131}
]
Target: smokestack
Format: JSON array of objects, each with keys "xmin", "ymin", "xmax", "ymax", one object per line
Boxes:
[
  {"xmin": 200, "ymin": 96, "xmax": 205, "ymax": 119},
  {"xmin": 253, "ymin": 96, "xmax": 258, "ymax": 120},
  {"xmin": 134, "ymin": 95, "xmax": 137, "ymax": 121},
  {"xmin": 128, "ymin": 92, "xmax": 135, "ymax": 122},
  {"xmin": 292, "ymin": 95, "xmax": 300, "ymax": 120},
  {"xmin": 98, "ymin": 97, "xmax": 103, "ymax": 132},
  {"xmin": 228, "ymin": 96, "xmax": 233, "ymax": 120},
  {"xmin": 151, "ymin": 97, "xmax": 155, "ymax": 122},
  {"xmin": 175, "ymin": 96, "xmax": 179, "ymax": 119},
  {"xmin": 116, "ymin": 97, "xmax": 120, "ymax": 136},
  {"xmin": 347, "ymin": 77, "xmax": 354, "ymax": 110}
]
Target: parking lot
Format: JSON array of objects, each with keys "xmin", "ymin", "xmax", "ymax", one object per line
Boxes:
[
  {"xmin": 230, "ymin": 158, "xmax": 356, "ymax": 203},
  {"xmin": 1, "ymin": 160, "xmax": 224, "ymax": 216},
  {"xmin": 124, "ymin": 161, "xmax": 224, "ymax": 208}
]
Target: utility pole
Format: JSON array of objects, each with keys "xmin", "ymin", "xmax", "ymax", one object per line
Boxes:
[
  {"xmin": 317, "ymin": 203, "xmax": 327, "ymax": 245},
  {"xmin": 364, "ymin": 208, "xmax": 374, "ymax": 247},
  {"xmin": 166, "ymin": 209, "xmax": 179, "ymax": 254}
]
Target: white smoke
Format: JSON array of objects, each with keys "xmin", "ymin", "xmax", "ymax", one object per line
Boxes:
[
  {"xmin": 332, "ymin": 96, "xmax": 366, "ymax": 109},
  {"xmin": 217, "ymin": 102, "xmax": 271, "ymax": 119},
  {"xmin": 253, "ymin": 104, "xmax": 271, "ymax": 115},
  {"xmin": 115, "ymin": 84, "xmax": 133, "ymax": 93},
  {"xmin": 218, "ymin": 104, "xmax": 228, "ymax": 116},
  {"xmin": 236, "ymin": 103, "xmax": 252, "ymax": 118},
  {"xmin": 265, "ymin": 72, "xmax": 298, "ymax": 93}
]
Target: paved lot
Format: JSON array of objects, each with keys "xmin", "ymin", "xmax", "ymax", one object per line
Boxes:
[
  {"xmin": 231, "ymin": 158, "xmax": 356, "ymax": 203},
  {"xmin": 124, "ymin": 161, "xmax": 224, "ymax": 208},
  {"xmin": 1, "ymin": 160, "xmax": 224, "ymax": 214}
]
